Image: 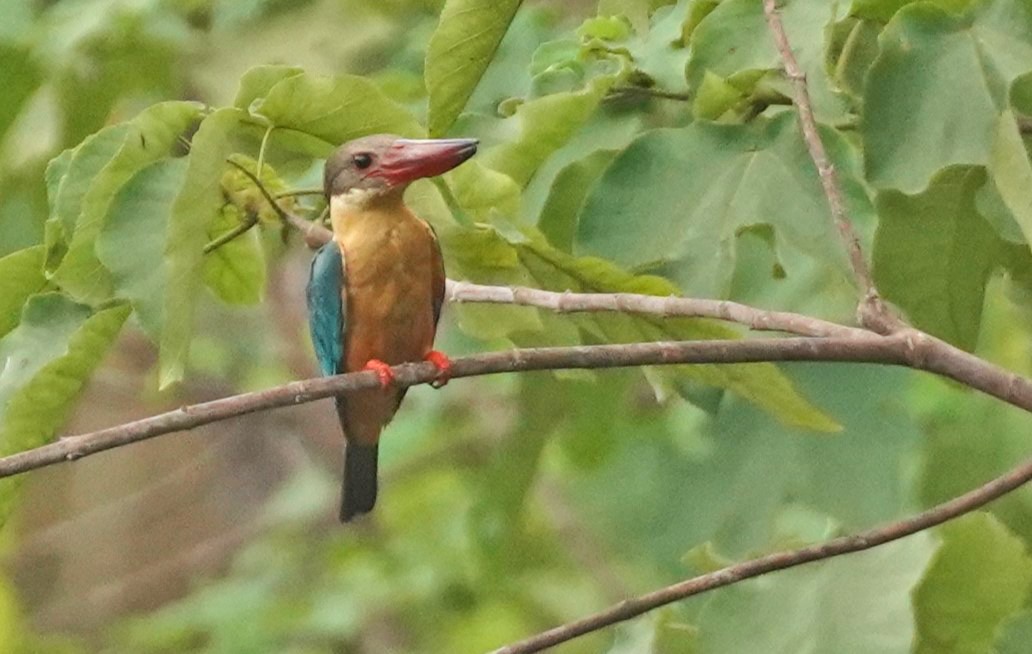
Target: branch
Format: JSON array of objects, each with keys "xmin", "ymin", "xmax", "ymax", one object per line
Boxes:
[
  {"xmin": 761, "ymin": 0, "xmax": 897, "ymax": 332},
  {"xmin": 0, "ymin": 337, "xmax": 904, "ymax": 480},
  {"xmin": 225, "ymin": 159, "xmax": 333, "ymax": 248},
  {"xmin": 5, "ymin": 331, "xmax": 1032, "ymax": 482},
  {"xmin": 445, "ymin": 280, "xmax": 868, "ymax": 339},
  {"xmin": 494, "ymin": 449, "xmax": 1032, "ymax": 653}
]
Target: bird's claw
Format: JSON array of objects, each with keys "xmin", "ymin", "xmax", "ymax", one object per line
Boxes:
[
  {"xmin": 424, "ymin": 350, "xmax": 452, "ymax": 388},
  {"xmin": 362, "ymin": 359, "xmax": 395, "ymax": 389}
]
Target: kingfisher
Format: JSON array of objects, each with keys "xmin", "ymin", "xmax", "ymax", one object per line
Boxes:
[{"xmin": 306, "ymin": 134, "xmax": 478, "ymax": 522}]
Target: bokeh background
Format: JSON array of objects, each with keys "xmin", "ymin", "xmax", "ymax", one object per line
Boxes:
[{"xmin": 4, "ymin": 1, "xmax": 1032, "ymax": 653}]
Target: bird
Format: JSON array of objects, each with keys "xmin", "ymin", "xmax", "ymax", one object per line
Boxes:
[{"xmin": 306, "ymin": 134, "xmax": 478, "ymax": 522}]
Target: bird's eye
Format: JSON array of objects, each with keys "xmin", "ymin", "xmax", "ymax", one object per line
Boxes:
[{"xmin": 353, "ymin": 153, "xmax": 373, "ymax": 169}]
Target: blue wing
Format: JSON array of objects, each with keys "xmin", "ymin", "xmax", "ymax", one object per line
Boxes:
[{"xmin": 306, "ymin": 242, "xmax": 345, "ymax": 377}]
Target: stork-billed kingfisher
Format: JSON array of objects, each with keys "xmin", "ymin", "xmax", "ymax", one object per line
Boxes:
[{"xmin": 306, "ymin": 134, "xmax": 478, "ymax": 522}]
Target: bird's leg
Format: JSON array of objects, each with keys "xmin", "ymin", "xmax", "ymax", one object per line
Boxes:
[
  {"xmin": 424, "ymin": 350, "xmax": 452, "ymax": 388},
  {"xmin": 361, "ymin": 359, "xmax": 395, "ymax": 389}
]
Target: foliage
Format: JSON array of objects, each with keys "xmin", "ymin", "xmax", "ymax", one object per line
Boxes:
[{"xmin": 3, "ymin": 0, "xmax": 1032, "ymax": 651}]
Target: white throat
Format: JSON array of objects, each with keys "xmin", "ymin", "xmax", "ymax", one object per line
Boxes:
[{"xmin": 331, "ymin": 188, "xmax": 385, "ymax": 213}]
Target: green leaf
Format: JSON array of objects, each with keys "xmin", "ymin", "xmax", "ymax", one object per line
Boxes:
[
  {"xmin": 203, "ymin": 205, "xmax": 266, "ymax": 305},
  {"xmin": 481, "ymin": 72, "xmax": 619, "ymax": 187},
  {"xmin": 695, "ymin": 532, "xmax": 934, "ymax": 653},
  {"xmin": 0, "ymin": 246, "xmax": 45, "ymax": 339},
  {"xmin": 97, "ymin": 158, "xmax": 190, "ymax": 341},
  {"xmin": 850, "ymin": 0, "xmax": 975, "ymax": 23},
  {"xmin": 234, "ymin": 64, "xmax": 304, "ymax": 110},
  {"xmin": 873, "ymin": 167, "xmax": 1003, "ymax": 350},
  {"xmin": 0, "ymin": 295, "xmax": 129, "ymax": 522},
  {"xmin": 914, "ymin": 513, "xmax": 1032, "ymax": 654},
  {"xmin": 827, "ymin": 18, "xmax": 881, "ymax": 101},
  {"xmin": 50, "ymin": 101, "xmax": 204, "ymax": 304},
  {"xmin": 994, "ymin": 611, "xmax": 1032, "ymax": 654},
  {"xmin": 446, "ymin": 160, "xmax": 522, "ymax": 223},
  {"xmin": 0, "ymin": 43, "xmax": 40, "ymax": 144},
  {"xmin": 48, "ymin": 122, "xmax": 133, "ymax": 252},
  {"xmin": 863, "ymin": 0, "xmax": 1032, "ymax": 192},
  {"xmin": 575, "ymin": 114, "xmax": 850, "ymax": 298},
  {"xmin": 161, "ymin": 108, "xmax": 245, "ymax": 387},
  {"xmin": 988, "ymin": 110, "xmax": 1032, "ymax": 250},
  {"xmin": 425, "ymin": 0, "xmax": 523, "ymax": 137},
  {"xmin": 253, "ymin": 73, "xmax": 422, "ymax": 146},
  {"xmin": 625, "ymin": 0, "xmax": 692, "ymax": 93},
  {"xmin": 692, "ymin": 70, "xmax": 748, "ymax": 121},
  {"xmin": 688, "ymin": 0, "xmax": 848, "ymax": 121},
  {"xmin": 538, "ymin": 149, "xmax": 618, "ymax": 251}
]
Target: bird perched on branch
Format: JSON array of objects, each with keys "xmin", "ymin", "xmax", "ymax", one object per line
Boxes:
[{"xmin": 306, "ymin": 134, "xmax": 477, "ymax": 521}]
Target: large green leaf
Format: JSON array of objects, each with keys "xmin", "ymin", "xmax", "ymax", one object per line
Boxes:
[
  {"xmin": 50, "ymin": 101, "xmax": 204, "ymax": 304},
  {"xmin": 160, "ymin": 108, "xmax": 245, "ymax": 387},
  {"xmin": 234, "ymin": 64, "xmax": 304, "ymax": 111},
  {"xmin": 694, "ymin": 532, "xmax": 934, "ymax": 653},
  {"xmin": 425, "ymin": 0, "xmax": 523, "ymax": 137},
  {"xmin": 538, "ymin": 149, "xmax": 619, "ymax": 251},
  {"xmin": 914, "ymin": 513, "xmax": 1032, "ymax": 654},
  {"xmin": 97, "ymin": 158, "xmax": 189, "ymax": 341},
  {"xmin": 0, "ymin": 294, "xmax": 129, "ymax": 521},
  {"xmin": 480, "ymin": 72, "xmax": 619, "ymax": 187},
  {"xmin": 0, "ymin": 246, "xmax": 45, "ymax": 339},
  {"xmin": 863, "ymin": 0, "xmax": 1032, "ymax": 192},
  {"xmin": 873, "ymin": 167, "xmax": 1003, "ymax": 350},
  {"xmin": 253, "ymin": 73, "xmax": 422, "ymax": 146},
  {"xmin": 575, "ymin": 114, "xmax": 851, "ymax": 298}
]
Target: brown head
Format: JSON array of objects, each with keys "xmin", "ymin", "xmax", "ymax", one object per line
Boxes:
[{"xmin": 323, "ymin": 134, "xmax": 478, "ymax": 203}]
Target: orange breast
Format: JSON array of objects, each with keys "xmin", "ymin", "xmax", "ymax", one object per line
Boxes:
[{"xmin": 333, "ymin": 198, "xmax": 442, "ymax": 445}]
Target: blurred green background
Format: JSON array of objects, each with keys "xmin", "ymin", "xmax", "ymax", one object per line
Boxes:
[{"xmin": 4, "ymin": 0, "xmax": 1032, "ymax": 653}]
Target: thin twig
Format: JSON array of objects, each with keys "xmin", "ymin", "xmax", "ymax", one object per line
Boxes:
[
  {"xmin": 761, "ymin": 0, "xmax": 896, "ymax": 332},
  {"xmin": 494, "ymin": 449, "xmax": 1032, "ymax": 653},
  {"xmin": 445, "ymin": 280, "xmax": 867, "ymax": 339}
]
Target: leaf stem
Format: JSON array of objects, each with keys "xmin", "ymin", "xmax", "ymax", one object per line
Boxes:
[
  {"xmin": 202, "ymin": 211, "xmax": 259, "ymax": 254},
  {"xmin": 274, "ymin": 188, "xmax": 324, "ymax": 199},
  {"xmin": 255, "ymin": 125, "xmax": 275, "ymax": 179},
  {"xmin": 433, "ymin": 177, "xmax": 474, "ymax": 227},
  {"xmin": 607, "ymin": 85, "xmax": 692, "ymax": 102}
]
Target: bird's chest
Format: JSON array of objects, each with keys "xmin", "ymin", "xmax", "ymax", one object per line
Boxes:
[{"xmin": 335, "ymin": 209, "xmax": 437, "ymax": 367}]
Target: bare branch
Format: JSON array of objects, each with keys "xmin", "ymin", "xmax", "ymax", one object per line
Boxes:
[
  {"xmin": 494, "ymin": 449, "xmax": 1032, "ymax": 653},
  {"xmin": 761, "ymin": 0, "xmax": 898, "ymax": 332},
  {"xmin": 446, "ymin": 280, "xmax": 868, "ymax": 338}
]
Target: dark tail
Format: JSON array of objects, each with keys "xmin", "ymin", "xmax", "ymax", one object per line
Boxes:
[{"xmin": 340, "ymin": 441, "xmax": 378, "ymax": 522}]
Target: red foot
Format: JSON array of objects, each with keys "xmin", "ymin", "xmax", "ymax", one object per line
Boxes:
[
  {"xmin": 362, "ymin": 359, "xmax": 395, "ymax": 389},
  {"xmin": 424, "ymin": 350, "xmax": 452, "ymax": 388}
]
